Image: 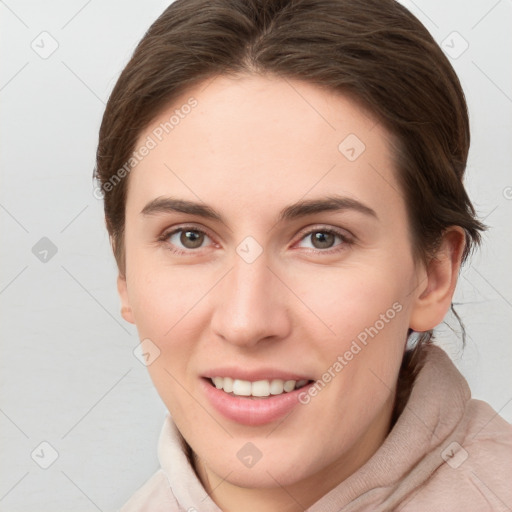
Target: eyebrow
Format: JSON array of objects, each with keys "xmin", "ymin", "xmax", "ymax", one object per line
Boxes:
[{"xmin": 140, "ymin": 194, "xmax": 378, "ymax": 224}]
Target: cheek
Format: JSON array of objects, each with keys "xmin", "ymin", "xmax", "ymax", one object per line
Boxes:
[
  {"xmin": 297, "ymin": 262, "xmax": 411, "ymax": 345},
  {"xmin": 128, "ymin": 265, "xmax": 207, "ymax": 414},
  {"xmin": 292, "ymin": 258, "xmax": 414, "ymax": 404},
  {"xmin": 128, "ymin": 261, "xmax": 207, "ymax": 338},
  {"xmin": 126, "ymin": 263, "xmax": 206, "ymax": 393}
]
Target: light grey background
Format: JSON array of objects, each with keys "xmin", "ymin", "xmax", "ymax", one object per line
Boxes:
[{"xmin": 1, "ymin": 0, "xmax": 511, "ymax": 510}]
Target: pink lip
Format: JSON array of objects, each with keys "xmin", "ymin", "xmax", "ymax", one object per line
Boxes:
[
  {"xmin": 200, "ymin": 378, "xmax": 313, "ymax": 426},
  {"xmin": 202, "ymin": 367, "xmax": 312, "ymax": 382}
]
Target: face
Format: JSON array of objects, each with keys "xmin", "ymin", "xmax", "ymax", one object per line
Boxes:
[{"xmin": 118, "ymin": 74, "xmax": 432, "ymax": 500}]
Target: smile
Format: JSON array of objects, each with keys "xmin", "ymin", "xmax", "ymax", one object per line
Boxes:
[
  {"xmin": 210, "ymin": 377, "xmax": 311, "ymax": 398},
  {"xmin": 202, "ymin": 374, "xmax": 315, "ymax": 426}
]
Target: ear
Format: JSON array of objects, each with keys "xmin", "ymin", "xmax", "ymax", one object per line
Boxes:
[
  {"xmin": 409, "ymin": 227, "xmax": 466, "ymax": 332},
  {"xmin": 117, "ymin": 274, "xmax": 135, "ymax": 324}
]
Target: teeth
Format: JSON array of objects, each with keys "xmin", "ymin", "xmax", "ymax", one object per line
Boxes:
[
  {"xmin": 269, "ymin": 379, "xmax": 284, "ymax": 395},
  {"xmin": 232, "ymin": 379, "xmax": 252, "ymax": 396},
  {"xmin": 223, "ymin": 377, "xmax": 233, "ymax": 393},
  {"xmin": 252, "ymin": 380, "xmax": 270, "ymax": 397},
  {"xmin": 283, "ymin": 380, "xmax": 296, "ymax": 392},
  {"xmin": 211, "ymin": 377, "xmax": 309, "ymax": 397}
]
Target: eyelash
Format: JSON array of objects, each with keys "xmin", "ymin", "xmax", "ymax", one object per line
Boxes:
[{"xmin": 157, "ymin": 224, "xmax": 353, "ymax": 256}]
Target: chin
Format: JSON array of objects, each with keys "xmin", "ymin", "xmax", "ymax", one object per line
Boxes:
[
  {"xmin": 198, "ymin": 435, "xmax": 327, "ymax": 490},
  {"xmin": 218, "ymin": 459, "xmax": 312, "ymax": 489}
]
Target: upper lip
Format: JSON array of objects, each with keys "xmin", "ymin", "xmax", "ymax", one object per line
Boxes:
[{"xmin": 202, "ymin": 367, "xmax": 313, "ymax": 382}]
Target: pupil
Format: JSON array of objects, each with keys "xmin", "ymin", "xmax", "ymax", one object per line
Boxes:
[
  {"xmin": 313, "ymin": 231, "xmax": 334, "ymax": 249},
  {"xmin": 181, "ymin": 230, "xmax": 203, "ymax": 248}
]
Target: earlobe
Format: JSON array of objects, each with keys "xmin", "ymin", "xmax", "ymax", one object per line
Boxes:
[
  {"xmin": 409, "ymin": 227, "xmax": 466, "ymax": 332},
  {"xmin": 117, "ymin": 275, "xmax": 135, "ymax": 324}
]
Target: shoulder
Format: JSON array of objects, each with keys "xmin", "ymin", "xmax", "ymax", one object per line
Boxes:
[{"xmin": 400, "ymin": 398, "xmax": 512, "ymax": 511}]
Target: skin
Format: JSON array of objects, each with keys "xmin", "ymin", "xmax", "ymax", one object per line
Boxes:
[{"xmin": 117, "ymin": 74, "xmax": 465, "ymax": 511}]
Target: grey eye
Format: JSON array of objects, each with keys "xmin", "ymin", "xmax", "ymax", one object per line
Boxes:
[{"xmin": 298, "ymin": 230, "xmax": 344, "ymax": 250}]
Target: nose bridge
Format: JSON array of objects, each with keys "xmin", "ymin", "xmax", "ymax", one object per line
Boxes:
[
  {"xmin": 210, "ymin": 249, "xmax": 290, "ymax": 346},
  {"xmin": 232, "ymin": 253, "xmax": 271, "ymax": 311}
]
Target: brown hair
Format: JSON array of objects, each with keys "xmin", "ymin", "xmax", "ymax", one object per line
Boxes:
[
  {"xmin": 94, "ymin": 0, "xmax": 485, "ymax": 409},
  {"xmin": 95, "ymin": 0, "xmax": 484, "ymax": 277}
]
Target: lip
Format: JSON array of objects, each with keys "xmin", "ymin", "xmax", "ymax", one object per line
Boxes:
[
  {"xmin": 201, "ymin": 377, "xmax": 314, "ymax": 426},
  {"xmin": 202, "ymin": 367, "xmax": 312, "ymax": 382}
]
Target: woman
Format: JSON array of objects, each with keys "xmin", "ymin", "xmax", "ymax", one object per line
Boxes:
[{"xmin": 94, "ymin": 0, "xmax": 512, "ymax": 510}]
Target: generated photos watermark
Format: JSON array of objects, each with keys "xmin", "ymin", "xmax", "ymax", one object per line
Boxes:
[
  {"xmin": 298, "ymin": 301, "xmax": 403, "ymax": 404},
  {"xmin": 93, "ymin": 97, "xmax": 198, "ymax": 199}
]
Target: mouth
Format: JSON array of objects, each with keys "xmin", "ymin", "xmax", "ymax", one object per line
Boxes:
[
  {"xmin": 201, "ymin": 374, "xmax": 315, "ymax": 426},
  {"xmin": 208, "ymin": 376, "xmax": 313, "ymax": 399}
]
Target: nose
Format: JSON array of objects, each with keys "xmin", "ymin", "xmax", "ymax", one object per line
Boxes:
[{"xmin": 210, "ymin": 252, "xmax": 292, "ymax": 348}]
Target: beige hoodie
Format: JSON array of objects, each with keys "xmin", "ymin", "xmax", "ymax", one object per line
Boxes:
[{"xmin": 120, "ymin": 345, "xmax": 512, "ymax": 511}]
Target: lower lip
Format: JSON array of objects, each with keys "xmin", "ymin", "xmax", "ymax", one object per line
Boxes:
[{"xmin": 201, "ymin": 378, "xmax": 312, "ymax": 426}]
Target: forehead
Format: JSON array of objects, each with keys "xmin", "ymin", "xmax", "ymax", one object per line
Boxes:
[{"xmin": 127, "ymin": 74, "xmax": 404, "ymax": 225}]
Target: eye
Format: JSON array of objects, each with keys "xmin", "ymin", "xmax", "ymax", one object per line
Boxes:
[
  {"xmin": 296, "ymin": 227, "xmax": 350, "ymax": 252},
  {"xmin": 158, "ymin": 224, "xmax": 352, "ymax": 256},
  {"xmin": 159, "ymin": 226, "xmax": 214, "ymax": 254}
]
